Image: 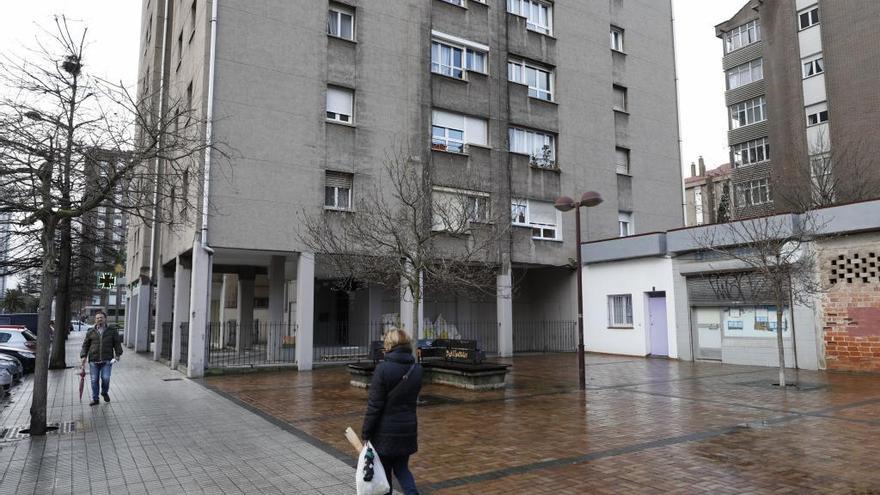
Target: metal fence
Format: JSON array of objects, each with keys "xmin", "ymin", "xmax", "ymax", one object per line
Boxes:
[
  {"xmin": 513, "ymin": 320, "xmax": 577, "ymax": 353},
  {"xmin": 160, "ymin": 322, "xmax": 172, "ymax": 360},
  {"xmin": 313, "ymin": 321, "xmax": 385, "ymax": 363},
  {"xmin": 179, "ymin": 322, "xmax": 189, "ymax": 366},
  {"xmin": 424, "ymin": 321, "xmax": 500, "ymax": 354},
  {"xmin": 206, "ymin": 321, "xmax": 297, "ymax": 368}
]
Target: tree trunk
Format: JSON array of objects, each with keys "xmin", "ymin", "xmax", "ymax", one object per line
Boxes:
[
  {"xmin": 50, "ymin": 217, "xmax": 72, "ymax": 369},
  {"xmin": 775, "ymin": 306, "xmax": 786, "ymax": 388},
  {"xmin": 29, "ymin": 219, "xmax": 58, "ymax": 436}
]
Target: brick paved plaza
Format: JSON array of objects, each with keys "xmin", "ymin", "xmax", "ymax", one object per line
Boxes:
[
  {"xmin": 206, "ymin": 353, "xmax": 880, "ymax": 494},
  {"xmin": 3, "ymin": 335, "xmax": 880, "ymax": 494}
]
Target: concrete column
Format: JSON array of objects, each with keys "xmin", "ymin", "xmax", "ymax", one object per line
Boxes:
[
  {"xmin": 400, "ymin": 272, "xmax": 424, "ymax": 339},
  {"xmin": 186, "ymin": 243, "xmax": 212, "ymax": 378},
  {"xmin": 218, "ymin": 274, "xmax": 229, "ymax": 347},
  {"xmin": 124, "ymin": 289, "xmax": 135, "ymax": 348},
  {"xmin": 236, "ymin": 272, "xmax": 255, "ymax": 351},
  {"xmin": 294, "ymin": 252, "xmax": 315, "ymax": 370},
  {"xmin": 133, "ymin": 278, "xmax": 152, "ymax": 352},
  {"xmin": 267, "ymin": 256, "xmax": 285, "ymax": 360},
  {"xmin": 171, "ymin": 259, "xmax": 191, "ymax": 370},
  {"xmin": 152, "ymin": 269, "xmax": 174, "ymax": 360},
  {"xmin": 497, "ymin": 271, "xmax": 514, "ymax": 357}
]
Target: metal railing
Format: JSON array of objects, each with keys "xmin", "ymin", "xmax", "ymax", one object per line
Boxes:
[
  {"xmin": 179, "ymin": 322, "xmax": 189, "ymax": 365},
  {"xmin": 160, "ymin": 322, "xmax": 172, "ymax": 360},
  {"xmin": 206, "ymin": 321, "xmax": 297, "ymax": 368},
  {"xmin": 313, "ymin": 321, "xmax": 385, "ymax": 363},
  {"xmin": 424, "ymin": 321, "xmax": 499, "ymax": 354},
  {"xmin": 513, "ymin": 320, "xmax": 577, "ymax": 353}
]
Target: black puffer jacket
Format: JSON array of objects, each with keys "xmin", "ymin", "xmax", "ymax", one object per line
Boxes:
[{"xmin": 362, "ymin": 345, "xmax": 423, "ymax": 458}]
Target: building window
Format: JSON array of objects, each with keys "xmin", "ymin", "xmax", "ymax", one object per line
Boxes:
[
  {"xmin": 618, "ymin": 211, "xmax": 633, "ymax": 237},
  {"xmin": 511, "ymin": 199, "xmax": 560, "ymax": 240},
  {"xmin": 508, "ymin": 127, "xmax": 555, "ymax": 168},
  {"xmin": 508, "ymin": 59, "xmax": 553, "ymax": 101},
  {"xmin": 324, "ymin": 171, "xmax": 353, "ymax": 210},
  {"xmin": 328, "ymin": 5, "xmax": 354, "ymax": 40},
  {"xmin": 694, "ymin": 187, "xmax": 705, "ymax": 225},
  {"xmin": 735, "ymin": 178, "xmax": 771, "ymax": 206},
  {"xmin": 440, "ymin": 0, "xmax": 464, "ymax": 6},
  {"xmin": 432, "ymin": 188, "xmax": 490, "ymax": 231},
  {"xmin": 610, "ymin": 26, "xmax": 625, "ymax": 52},
  {"xmin": 431, "ymin": 35, "xmax": 488, "ymax": 79},
  {"xmin": 726, "ymin": 58, "xmax": 763, "ymax": 90},
  {"xmin": 92, "ymin": 295, "xmax": 102, "ymax": 306},
  {"xmin": 615, "ymin": 147, "xmax": 630, "ymax": 174},
  {"xmin": 802, "ymin": 55, "xmax": 824, "ymax": 78},
  {"xmin": 806, "ymin": 103, "xmax": 828, "ymax": 126},
  {"xmin": 326, "ymin": 86, "xmax": 354, "ymax": 123},
  {"xmin": 732, "ymin": 137, "xmax": 770, "ymax": 167},
  {"xmin": 507, "ymin": 0, "xmax": 552, "ymax": 35},
  {"xmin": 432, "ymin": 110, "xmax": 488, "ymax": 153},
  {"xmin": 799, "ymin": 7, "xmax": 819, "ymax": 30},
  {"xmin": 608, "ymin": 294, "xmax": 633, "ymax": 327},
  {"xmin": 729, "ymin": 96, "xmax": 766, "ymax": 129},
  {"xmin": 612, "ymin": 85, "xmax": 627, "ymax": 112},
  {"xmin": 725, "ymin": 20, "xmax": 760, "ymax": 53}
]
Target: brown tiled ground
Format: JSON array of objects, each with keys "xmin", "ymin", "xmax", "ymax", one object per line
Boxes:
[{"xmin": 204, "ymin": 354, "xmax": 880, "ymax": 493}]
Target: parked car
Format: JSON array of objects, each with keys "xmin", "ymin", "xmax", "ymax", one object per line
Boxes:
[
  {"xmin": 0, "ymin": 369, "xmax": 12, "ymax": 391},
  {"xmin": 0, "ymin": 325, "xmax": 37, "ymax": 352},
  {"xmin": 0, "ymin": 354, "xmax": 23, "ymax": 381},
  {"xmin": 0, "ymin": 346, "xmax": 35, "ymax": 373},
  {"xmin": 71, "ymin": 320, "xmax": 91, "ymax": 332}
]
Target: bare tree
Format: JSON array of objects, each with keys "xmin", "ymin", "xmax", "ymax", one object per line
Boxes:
[
  {"xmin": 692, "ymin": 212, "xmax": 825, "ymax": 387},
  {"xmin": 300, "ymin": 147, "xmax": 509, "ymax": 337},
  {"xmin": 0, "ymin": 18, "xmax": 224, "ymax": 434}
]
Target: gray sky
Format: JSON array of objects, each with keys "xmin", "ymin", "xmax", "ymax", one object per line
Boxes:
[{"xmin": 0, "ymin": 1, "xmax": 744, "ymax": 179}]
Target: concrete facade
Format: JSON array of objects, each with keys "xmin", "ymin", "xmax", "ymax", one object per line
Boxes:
[
  {"xmin": 129, "ymin": 0, "xmax": 683, "ymax": 375},
  {"xmin": 715, "ymin": 0, "xmax": 880, "ymax": 219},
  {"xmin": 684, "ymin": 159, "xmax": 731, "ymax": 226}
]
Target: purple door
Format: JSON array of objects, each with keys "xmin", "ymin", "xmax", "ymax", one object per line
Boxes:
[{"xmin": 648, "ymin": 296, "xmax": 668, "ymax": 356}]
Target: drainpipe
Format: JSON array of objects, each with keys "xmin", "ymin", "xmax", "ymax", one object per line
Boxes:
[{"xmin": 201, "ymin": 0, "xmax": 219, "ymax": 250}]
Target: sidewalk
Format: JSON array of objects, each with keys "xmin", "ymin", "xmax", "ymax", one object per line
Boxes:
[{"xmin": 0, "ymin": 332, "xmax": 354, "ymax": 495}]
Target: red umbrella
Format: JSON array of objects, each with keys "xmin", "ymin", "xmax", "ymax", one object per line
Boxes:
[{"xmin": 78, "ymin": 366, "xmax": 86, "ymax": 401}]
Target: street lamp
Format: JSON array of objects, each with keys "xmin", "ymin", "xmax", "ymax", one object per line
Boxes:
[{"xmin": 555, "ymin": 191, "xmax": 603, "ymax": 390}]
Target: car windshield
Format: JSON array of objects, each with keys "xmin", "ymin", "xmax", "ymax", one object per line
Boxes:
[{"xmin": 22, "ymin": 330, "xmax": 37, "ymax": 341}]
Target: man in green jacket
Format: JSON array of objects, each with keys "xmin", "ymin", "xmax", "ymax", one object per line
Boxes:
[{"xmin": 80, "ymin": 310, "xmax": 123, "ymax": 406}]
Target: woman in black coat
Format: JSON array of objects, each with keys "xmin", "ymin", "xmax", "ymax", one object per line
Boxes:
[{"xmin": 362, "ymin": 329, "xmax": 423, "ymax": 494}]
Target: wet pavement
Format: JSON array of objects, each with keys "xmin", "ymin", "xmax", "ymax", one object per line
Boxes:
[{"xmin": 205, "ymin": 353, "xmax": 880, "ymax": 494}]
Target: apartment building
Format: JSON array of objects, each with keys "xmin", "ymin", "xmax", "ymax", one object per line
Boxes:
[
  {"xmin": 684, "ymin": 158, "xmax": 731, "ymax": 226},
  {"xmin": 127, "ymin": 0, "xmax": 683, "ymax": 377},
  {"xmin": 716, "ymin": 0, "xmax": 880, "ymax": 219}
]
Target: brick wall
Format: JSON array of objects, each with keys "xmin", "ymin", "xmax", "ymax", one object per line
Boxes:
[{"xmin": 821, "ymin": 241, "xmax": 880, "ymax": 372}]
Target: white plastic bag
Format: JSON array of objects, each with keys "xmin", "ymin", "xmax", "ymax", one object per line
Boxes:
[{"xmin": 356, "ymin": 441, "xmax": 390, "ymax": 495}]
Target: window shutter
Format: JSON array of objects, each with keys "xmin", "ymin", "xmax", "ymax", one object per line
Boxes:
[
  {"xmin": 432, "ymin": 110, "xmax": 465, "ymax": 130},
  {"xmin": 529, "ymin": 200, "xmax": 556, "ymax": 225},
  {"xmin": 465, "ymin": 117, "xmax": 488, "ymax": 146},
  {"xmin": 325, "ymin": 171, "xmax": 352, "ymax": 188},
  {"xmin": 326, "ymin": 87, "xmax": 353, "ymax": 115}
]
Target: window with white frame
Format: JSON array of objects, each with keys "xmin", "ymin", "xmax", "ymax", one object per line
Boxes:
[
  {"xmin": 326, "ymin": 87, "xmax": 353, "ymax": 123},
  {"xmin": 432, "ymin": 188, "xmax": 490, "ymax": 231},
  {"xmin": 735, "ymin": 178, "xmax": 771, "ymax": 206},
  {"xmin": 802, "ymin": 55, "xmax": 824, "ymax": 78},
  {"xmin": 613, "ymin": 85, "xmax": 627, "ymax": 112},
  {"xmin": 511, "ymin": 199, "xmax": 560, "ymax": 240},
  {"xmin": 810, "ymin": 153, "xmax": 833, "ymax": 202},
  {"xmin": 729, "ymin": 96, "xmax": 766, "ymax": 129},
  {"xmin": 615, "ymin": 147, "xmax": 630, "ymax": 174},
  {"xmin": 694, "ymin": 187, "xmax": 705, "ymax": 225},
  {"xmin": 324, "ymin": 171, "xmax": 353, "ymax": 209},
  {"xmin": 732, "ymin": 137, "xmax": 770, "ymax": 167},
  {"xmin": 799, "ymin": 7, "xmax": 819, "ymax": 30},
  {"xmin": 432, "ymin": 109, "xmax": 488, "ymax": 153},
  {"xmin": 92, "ymin": 295, "xmax": 102, "ymax": 306},
  {"xmin": 431, "ymin": 35, "xmax": 488, "ymax": 79},
  {"xmin": 806, "ymin": 102, "xmax": 828, "ymax": 126},
  {"xmin": 327, "ymin": 4, "xmax": 354, "ymax": 40},
  {"xmin": 440, "ymin": 0, "xmax": 464, "ymax": 6},
  {"xmin": 508, "ymin": 127, "xmax": 555, "ymax": 168},
  {"xmin": 508, "ymin": 59, "xmax": 553, "ymax": 101},
  {"xmin": 608, "ymin": 294, "xmax": 633, "ymax": 327},
  {"xmin": 726, "ymin": 58, "xmax": 763, "ymax": 89},
  {"xmin": 507, "ymin": 0, "xmax": 552, "ymax": 35},
  {"xmin": 725, "ymin": 20, "xmax": 760, "ymax": 53},
  {"xmin": 618, "ymin": 211, "xmax": 633, "ymax": 237},
  {"xmin": 610, "ymin": 26, "xmax": 624, "ymax": 52}
]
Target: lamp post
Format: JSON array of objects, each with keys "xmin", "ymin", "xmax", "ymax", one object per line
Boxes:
[{"xmin": 554, "ymin": 191, "xmax": 603, "ymax": 390}]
